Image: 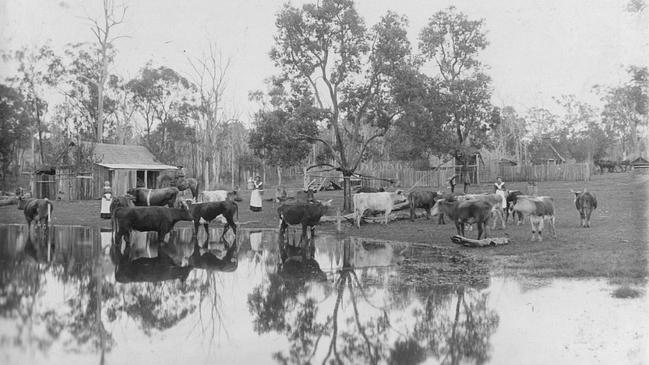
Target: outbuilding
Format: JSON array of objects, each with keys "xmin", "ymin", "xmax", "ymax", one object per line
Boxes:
[{"xmin": 91, "ymin": 143, "xmax": 178, "ymax": 198}]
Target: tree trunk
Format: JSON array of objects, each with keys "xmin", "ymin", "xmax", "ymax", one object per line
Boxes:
[
  {"xmin": 276, "ymin": 165, "xmax": 282, "ymax": 187},
  {"xmin": 342, "ymin": 173, "xmax": 353, "ymax": 213},
  {"xmin": 203, "ymin": 156, "xmax": 210, "ymax": 192}
]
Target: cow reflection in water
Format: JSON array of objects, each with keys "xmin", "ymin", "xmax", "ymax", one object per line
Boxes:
[
  {"xmin": 248, "ymin": 236, "xmax": 499, "ymax": 365},
  {"xmin": 188, "ymin": 235, "xmax": 239, "ymax": 273},
  {"xmin": 110, "ymin": 231, "xmax": 192, "ymax": 283},
  {"xmin": 277, "ymin": 230, "xmax": 327, "ymax": 283}
]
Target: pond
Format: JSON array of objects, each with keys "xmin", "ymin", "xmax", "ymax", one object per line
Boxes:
[{"xmin": 0, "ymin": 224, "xmax": 646, "ymax": 365}]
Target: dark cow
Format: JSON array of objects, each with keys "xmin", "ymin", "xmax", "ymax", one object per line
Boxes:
[
  {"xmin": 296, "ymin": 189, "xmax": 316, "ymax": 203},
  {"xmin": 512, "ymin": 195, "xmax": 556, "ymax": 241},
  {"xmin": 188, "ymin": 236, "xmax": 239, "ymax": 272},
  {"xmin": 175, "ymin": 177, "xmax": 200, "ymax": 200},
  {"xmin": 278, "ymin": 200, "xmax": 331, "ymax": 245},
  {"xmin": 113, "ymin": 206, "xmax": 193, "ymax": 245},
  {"xmin": 408, "ymin": 190, "xmax": 443, "ymax": 222},
  {"xmin": 505, "ymin": 190, "xmax": 525, "ymax": 224},
  {"xmin": 571, "ymin": 189, "xmax": 597, "ymax": 228},
  {"xmin": 23, "ymin": 198, "xmax": 54, "ymax": 232},
  {"xmin": 109, "ymin": 195, "xmax": 135, "ymax": 215},
  {"xmin": 127, "ymin": 187, "xmax": 180, "ymax": 207},
  {"xmin": 187, "ymin": 200, "xmax": 238, "ymax": 240},
  {"xmin": 430, "ymin": 198, "xmax": 493, "ymax": 239}
]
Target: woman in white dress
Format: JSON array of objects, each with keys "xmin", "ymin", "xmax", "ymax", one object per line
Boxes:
[
  {"xmin": 250, "ymin": 176, "xmax": 264, "ymax": 212},
  {"xmin": 493, "ymin": 177, "xmax": 507, "ymax": 209}
]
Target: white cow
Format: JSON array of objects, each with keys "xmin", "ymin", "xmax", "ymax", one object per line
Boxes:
[
  {"xmin": 199, "ymin": 190, "xmax": 241, "ymax": 203},
  {"xmin": 513, "ymin": 195, "xmax": 556, "ymax": 241},
  {"xmin": 353, "ymin": 191, "xmax": 406, "ymax": 228}
]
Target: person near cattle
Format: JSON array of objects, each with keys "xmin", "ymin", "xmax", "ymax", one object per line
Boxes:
[
  {"xmin": 493, "ymin": 177, "xmax": 507, "ymax": 209},
  {"xmin": 250, "ymin": 176, "xmax": 264, "ymax": 212},
  {"xmin": 448, "ymin": 174, "xmax": 458, "ymax": 193}
]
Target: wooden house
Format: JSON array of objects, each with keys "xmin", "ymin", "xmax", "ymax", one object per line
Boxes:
[
  {"xmin": 91, "ymin": 143, "xmax": 178, "ymax": 198},
  {"xmin": 631, "ymin": 156, "xmax": 649, "ymax": 174}
]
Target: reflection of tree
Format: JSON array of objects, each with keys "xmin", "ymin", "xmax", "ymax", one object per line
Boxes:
[{"xmin": 248, "ymin": 236, "xmax": 500, "ymax": 365}]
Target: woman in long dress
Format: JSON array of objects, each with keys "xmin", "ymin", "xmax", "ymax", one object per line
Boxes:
[
  {"xmin": 494, "ymin": 177, "xmax": 507, "ymax": 209},
  {"xmin": 250, "ymin": 176, "xmax": 264, "ymax": 212}
]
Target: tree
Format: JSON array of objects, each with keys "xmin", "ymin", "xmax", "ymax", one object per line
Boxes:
[
  {"xmin": 187, "ymin": 43, "xmax": 235, "ymax": 189},
  {"xmin": 6, "ymin": 44, "xmax": 64, "ymax": 166},
  {"xmin": 418, "ymin": 7, "xmax": 499, "ymax": 167},
  {"xmin": 496, "ymin": 106, "xmax": 527, "ymax": 164},
  {"xmin": 125, "ymin": 64, "xmax": 198, "ymax": 158},
  {"xmin": 0, "ymin": 84, "xmax": 31, "ymax": 188},
  {"xmin": 86, "ymin": 0, "xmax": 128, "ymax": 142},
  {"xmin": 270, "ymin": 1, "xmax": 412, "ymax": 211},
  {"xmin": 600, "ymin": 66, "xmax": 649, "ymax": 158},
  {"xmin": 249, "ymin": 103, "xmax": 319, "ymax": 186}
]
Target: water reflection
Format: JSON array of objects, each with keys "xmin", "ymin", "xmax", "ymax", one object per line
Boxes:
[{"xmin": 0, "ymin": 224, "xmax": 645, "ymax": 365}]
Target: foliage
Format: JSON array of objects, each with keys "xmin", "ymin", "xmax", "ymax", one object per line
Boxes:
[
  {"xmin": 0, "ymin": 84, "xmax": 31, "ymax": 187},
  {"xmin": 270, "ymin": 0, "xmax": 412, "ymax": 210}
]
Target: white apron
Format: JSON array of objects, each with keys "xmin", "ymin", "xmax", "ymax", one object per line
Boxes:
[{"xmin": 250, "ymin": 189, "xmax": 263, "ymax": 209}]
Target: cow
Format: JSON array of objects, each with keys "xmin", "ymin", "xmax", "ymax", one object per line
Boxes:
[
  {"xmin": 109, "ymin": 195, "xmax": 135, "ymax": 215},
  {"xmin": 352, "ymin": 191, "xmax": 406, "ymax": 228},
  {"xmin": 505, "ymin": 190, "xmax": 525, "ymax": 225},
  {"xmin": 278, "ymin": 200, "xmax": 332, "ymax": 245},
  {"xmin": 512, "ymin": 196, "xmax": 556, "ymax": 241},
  {"xmin": 23, "ymin": 198, "xmax": 54, "ymax": 233},
  {"xmin": 127, "ymin": 187, "xmax": 180, "ymax": 207},
  {"xmin": 462, "ymin": 193, "xmax": 507, "ymax": 230},
  {"xmin": 188, "ymin": 236, "xmax": 239, "ymax": 272},
  {"xmin": 187, "ymin": 200, "xmax": 238, "ymax": 240},
  {"xmin": 175, "ymin": 177, "xmax": 200, "ymax": 200},
  {"xmin": 296, "ymin": 189, "xmax": 316, "ymax": 203},
  {"xmin": 408, "ymin": 190, "xmax": 444, "ymax": 223},
  {"xmin": 430, "ymin": 198, "xmax": 493, "ymax": 239},
  {"xmin": 571, "ymin": 189, "xmax": 597, "ymax": 228},
  {"xmin": 113, "ymin": 205, "xmax": 193, "ymax": 246},
  {"xmin": 354, "ymin": 186, "xmax": 385, "ymax": 193},
  {"xmin": 199, "ymin": 189, "xmax": 242, "ymax": 203}
]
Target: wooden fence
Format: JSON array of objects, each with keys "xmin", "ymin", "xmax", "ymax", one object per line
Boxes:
[
  {"xmin": 497, "ymin": 163, "xmax": 590, "ymax": 182},
  {"xmin": 33, "ymin": 172, "xmax": 96, "ymax": 200}
]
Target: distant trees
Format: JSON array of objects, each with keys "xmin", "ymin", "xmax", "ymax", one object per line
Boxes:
[{"xmin": 0, "ymin": 84, "xmax": 30, "ymax": 186}]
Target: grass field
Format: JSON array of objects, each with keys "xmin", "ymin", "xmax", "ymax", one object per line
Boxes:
[{"xmin": 1, "ymin": 173, "xmax": 646, "ymax": 282}]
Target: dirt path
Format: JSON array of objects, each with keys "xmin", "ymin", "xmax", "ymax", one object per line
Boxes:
[{"xmin": 1, "ymin": 173, "xmax": 646, "ymax": 281}]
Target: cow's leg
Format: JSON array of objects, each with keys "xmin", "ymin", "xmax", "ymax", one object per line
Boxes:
[
  {"xmin": 203, "ymin": 222, "xmax": 209, "ymax": 236},
  {"xmin": 477, "ymin": 222, "xmax": 484, "ymax": 239},
  {"xmin": 549, "ymin": 216, "xmax": 557, "ymax": 238},
  {"xmin": 530, "ymin": 217, "xmax": 537, "ymax": 242},
  {"xmin": 409, "ymin": 204, "xmax": 416, "ymax": 222},
  {"xmin": 438, "ymin": 214, "xmax": 445, "ymax": 225},
  {"xmin": 425, "ymin": 206, "xmax": 431, "ymax": 220},
  {"xmin": 384, "ymin": 208, "xmax": 392, "ymax": 225},
  {"xmin": 300, "ymin": 224, "xmax": 308, "ymax": 247},
  {"xmin": 455, "ymin": 221, "xmax": 463, "ymax": 236},
  {"xmin": 355, "ymin": 209, "xmax": 362, "ymax": 228},
  {"xmin": 585, "ymin": 209, "xmax": 592, "ymax": 228}
]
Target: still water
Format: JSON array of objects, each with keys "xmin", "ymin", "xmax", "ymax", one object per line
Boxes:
[{"xmin": 0, "ymin": 224, "xmax": 646, "ymax": 365}]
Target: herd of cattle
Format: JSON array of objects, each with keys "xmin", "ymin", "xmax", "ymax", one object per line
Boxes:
[{"xmin": 13, "ymin": 182, "xmax": 598, "ymax": 247}]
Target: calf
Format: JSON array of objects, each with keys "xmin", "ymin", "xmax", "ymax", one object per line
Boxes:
[
  {"xmin": 113, "ymin": 206, "xmax": 193, "ymax": 245},
  {"xmin": 512, "ymin": 196, "xmax": 556, "ymax": 241},
  {"xmin": 296, "ymin": 189, "xmax": 316, "ymax": 203},
  {"xmin": 278, "ymin": 200, "xmax": 331, "ymax": 245},
  {"xmin": 571, "ymin": 189, "xmax": 597, "ymax": 228},
  {"xmin": 23, "ymin": 198, "xmax": 54, "ymax": 232},
  {"xmin": 187, "ymin": 201, "xmax": 238, "ymax": 240},
  {"xmin": 353, "ymin": 191, "xmax": 406, "ymax": 228},
  {"xmin": 430, "ymin": 199, "xmax": 493, "ymax": 239},
  {"xmin": 127, "ymin": 187, "xmax": 180, "ymax": 207},
  {"xmin": 199, "ymin": 189, "xmax": 242, "ymax": 203},
  {"xmin": 408, "ymin": 190, "xmax": 444, "ymax": 223},
  {"xmin": 505, "ymin": 190, "xmax": 525, "ymax": 225}
]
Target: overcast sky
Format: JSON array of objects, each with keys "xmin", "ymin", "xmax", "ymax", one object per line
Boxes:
[{"xmin": 1, "ymin": 0, "xmax": 647, "ymax": 123}]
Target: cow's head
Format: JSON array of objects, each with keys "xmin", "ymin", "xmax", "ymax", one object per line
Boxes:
[
  {"xmin": 227, "ymin": 190, "xmax": 242, "ymax": 202},
  {"xmin": 570, "ymin": 189, "xmax": 582, "ymax": 202}
]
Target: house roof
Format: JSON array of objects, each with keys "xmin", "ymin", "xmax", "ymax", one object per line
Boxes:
[
  {"xmin": 631, "ymin": 157, "xmax": 649, "ymax": 165},
  {"xmin": 90, "ymin": 143, "xmax": 178, "ymax": 170}
]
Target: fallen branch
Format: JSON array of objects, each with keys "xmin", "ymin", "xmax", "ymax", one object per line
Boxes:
[{"xmin": 450, "ymin": 235, "xmax": 510, "ymax": 247}]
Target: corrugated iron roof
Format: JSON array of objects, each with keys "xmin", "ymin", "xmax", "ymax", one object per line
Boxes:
[
  {"xmin": 89, "ymin": 143, "xmax": 178, "ymax": 169},
  {"xmin": 96, "ymin": 163, "xmax": 178, "ymax": 170}
]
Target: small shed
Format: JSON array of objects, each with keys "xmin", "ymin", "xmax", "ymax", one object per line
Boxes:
[
  {"xmin": 631, "ymin": 157, "xmax": 649, "ymax": 174},
  {"xmin": 532, "ymin": 139, "xmax": 566, "ymax": 165},
  {"xmin": 91, "ymin": 143, "xmax": 178, "ymax": 198}
]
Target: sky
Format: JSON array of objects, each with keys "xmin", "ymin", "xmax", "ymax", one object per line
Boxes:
[{"xmin": 0, "ymin": 0, "xmax": 647, "ymax": 124}]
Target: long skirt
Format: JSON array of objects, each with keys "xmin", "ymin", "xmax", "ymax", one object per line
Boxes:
[
  {"xmin": 250, "ymin": 189, "xmax": 263, "ymax": 211},
  {"xmin": 495, "ymin": 189, "xmax": 507, "ymax": 209}
]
